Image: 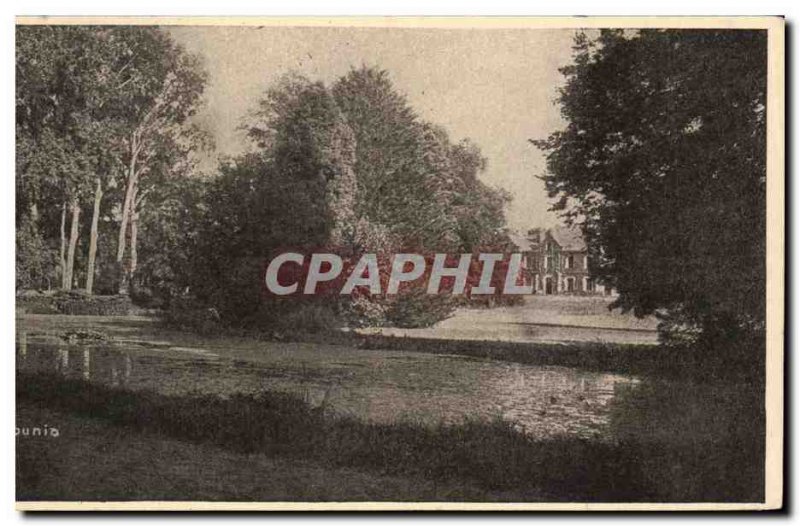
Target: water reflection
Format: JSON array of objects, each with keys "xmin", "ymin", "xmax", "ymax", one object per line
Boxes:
[
  {"xmin": 18, "ymin": 340, "xmax": 133, "ymax": 388},
  {"xmin": 17, "ymin": 329, "xmax": 642, "ymax": 440}
]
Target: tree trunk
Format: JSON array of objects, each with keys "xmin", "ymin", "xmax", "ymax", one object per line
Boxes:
[
  {"xmin": 30, "ymin": 202, "xmax": 39, "ymax": 224},
  {"xmin": 128, "ymin": 181, "xmax": 144, "ymax": 297},
  {"xmin": 130, "ymin": 209, "xmax": 139, "ymax": 296},
  {"xmin": 85, "ymin": 177, "xmax": 103, "ymax": 294},
  {"xmin": 64, "ymin": 197, "xmax": 81, "ymax": 291},
  {"xmin": 117, "ymin": 170, "xmax": 135, "ymax": 263},
  {"xmin": 117, "ymin": 133, "xmax": 138, "ymax": 294},
  {"xmin": 59, "ymin": 202, "xmax": 67, "ymax": 289}
]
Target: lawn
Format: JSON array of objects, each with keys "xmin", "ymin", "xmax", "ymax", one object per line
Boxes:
[{"xmin": 17, "ymin": 370, "xmax": 764, "ymax": 503}]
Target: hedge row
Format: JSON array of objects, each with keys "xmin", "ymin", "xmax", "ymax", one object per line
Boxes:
[{"xmin": 16, "ymin": 291, "xmax": 134, "ymax": 316}]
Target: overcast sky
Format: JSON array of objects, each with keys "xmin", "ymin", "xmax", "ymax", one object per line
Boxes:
[{"xmin": 168, "ymin": 26, "xmax": 577, "ymax": 230}]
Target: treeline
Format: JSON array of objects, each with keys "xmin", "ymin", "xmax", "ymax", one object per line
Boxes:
[
  {"xmin": 17, "ymin": 26, "xmax": 512, "ymax": 327},
  {"xmin": 16, "ymin": 26, "xmax": 208, "ymax": 296}
]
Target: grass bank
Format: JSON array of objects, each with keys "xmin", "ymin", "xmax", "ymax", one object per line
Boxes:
[
  {"xmin": 18, "ymin": 372, "xmax": 764, "ymax": 502},
  {"xmin": 17, "ymin": 402, "xmax": 497, "ymax": 502}
]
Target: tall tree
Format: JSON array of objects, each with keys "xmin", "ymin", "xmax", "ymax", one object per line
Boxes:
[
  {"xmin": 17, "ymin": 26, "xmax": 109, "ymax": 290},
  {"xmin": 246, "ymin": 74, "xmax": 357, "ymax": 246},
  {"xmin": 534, "ymin": 29, "xmax": 767, "ymax": 345},
  {"xmin": 100, "ymin": 27, "xmax": 207, "ymax": 293},
  {"xmin": 85, "ymin": 175, "xmax": 104, "ymax": 293},
  {"xmin": 332, "ymin": 66, "xmax": 508, "ymax": 252},
  {"xmin": 189, "ymin": 69, "xmax": 509, "ymax": 326},
  {"xmin": 16, "ymin": 26, "xmax": 208, "ymax": 294}
]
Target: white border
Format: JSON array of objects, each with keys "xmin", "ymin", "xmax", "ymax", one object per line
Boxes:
[{"xmin": 7, "ymin": 9, "xmax": 787, "ymax": 519}]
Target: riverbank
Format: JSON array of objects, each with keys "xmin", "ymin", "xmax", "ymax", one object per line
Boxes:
[
  {"xmin": 17, "ymin": 373, "xmax": 763, "ymax": 503},
  {"xmin": 359, "ymin": 295, "xmax": 660, "ymax": 345}
]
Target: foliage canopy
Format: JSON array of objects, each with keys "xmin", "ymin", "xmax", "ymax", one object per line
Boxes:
[{"xmin": 534, "ymin": 29, "xmax": 767, "ymax": 345}]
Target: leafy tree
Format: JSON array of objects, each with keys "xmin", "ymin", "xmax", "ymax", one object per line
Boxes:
[
  {"xmin": 132, "ymin": 176, "xmax": 207, "ymax": 305},
  {"xmin": 16, "ymin": 26, "xmax": 121, "ymax": 291},
  {"xmin": 16, "ymin": 26, "xmax": 208, "ymax": 295},
  {"xmin": 16, "ymin": 215, "xmax": 59, "ymax": 290},
  {"xmin": 534, "ymin": 29, "xmax": 767, "ymax": 346},
  {"xmin": 188, "ymin": 68, "xmax": 511, "ymax": 327},
  {"xmin": 246, "ymin": 74, "xmax": 358, "ymax": 246},
  {"xmin": 185, "ymin": 76, "xmax": 358, "ymax": 322},
  {"xmin": 332, "ymin": 67, "xmax": 508, "ymax": 252},
  {"xmin": 447, "ymin": 139, "xmax": 510, "ymax": 250},
  {"xmin": 100, "ymin": 27, "xmax": 208, "ymax": 293}
]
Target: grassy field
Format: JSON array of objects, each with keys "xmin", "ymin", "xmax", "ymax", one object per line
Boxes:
[
  {"xmin": 17, "ymin": 402, "xmax": 505, "ymax": 502},
  {"xmin": 17, "ymin": 370, "xmax": 764, "ymax": 503},
  {"xmin": 360, "ymin": 295, "xmax": 660, "ymax": 345}
]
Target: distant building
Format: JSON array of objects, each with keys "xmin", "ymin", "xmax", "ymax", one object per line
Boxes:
[{"xmin": 509, "ymin": 226, "xmax": 615, "ymax": 296}]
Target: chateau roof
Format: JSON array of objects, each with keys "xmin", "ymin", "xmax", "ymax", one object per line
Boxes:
[
  {"xmin": 508, "ymin": 230, "xmax": 533, "ymax": 252},
  {"xmin": 549, "ymin": 226, "xmax": 586, "ymax": 252}
]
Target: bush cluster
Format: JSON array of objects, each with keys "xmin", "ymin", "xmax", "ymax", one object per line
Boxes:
[
  {"xmin": 16, "ymin": 290, "xmax": 133, "ymax": 316},
  {"xmin": 160, "ymin": 297, "xmax": 222, "ymax": 334}
]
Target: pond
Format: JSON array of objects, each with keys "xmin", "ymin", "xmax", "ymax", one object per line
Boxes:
[
  {"xmin": 17, "ymin": 329, "xmax": 640, "ymax": 440},
  {"xmin": 15, "ymin": 317, "xmax": 767, "ymax": 502}
]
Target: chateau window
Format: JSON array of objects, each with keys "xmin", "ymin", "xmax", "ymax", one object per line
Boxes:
[
  {"xmin": 583, "ymin": 255, "xmax": 588, "ymax": 269},
  {"xmin": 565, "ymin": 255, "xmax": 574, "ymax": 269}
]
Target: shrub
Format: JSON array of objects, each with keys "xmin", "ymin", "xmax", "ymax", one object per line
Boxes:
[
  {"xmin": 16, "ymin": 290, "xmax": 133, "ymax": 316},
  {"xmin": 460, "ymin": 294, "xmax": 524, "ymax": 309},
  {"xmin": 161, "ymin": 296, "xmax": 222, "ymax": 334},
  {"xmin": 340, "ymin": 295, "xmax": 388, "ymax": 328},
  {"xmin": 274, "ymin": 303, "xmax": 341, "ymax": 332},
  {"xmin": 130, "ymin": 286, "xmax": 166, "ymax": 309},
  {"xmin": 15, "ymin": 291, "xmax": 60, "ymax": 314},
  {"xmin": 384, "ymin": 289, "xmax": 455, "ymax": 328},
  {"xmin": 53, "ymin": 291, "xmax": 134, "ymax": 316},
  {"xmin": 16, "ymin": 217, "xmax": 58, "ymax": 291},
  {"xmin": 92, "ymin": 261, "xmax": 125, "ymax": 296}
]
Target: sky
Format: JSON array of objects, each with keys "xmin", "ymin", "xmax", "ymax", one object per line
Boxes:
[{"xmin": 168, "ymin": 26, "xmax": 578, "ymax": 230}]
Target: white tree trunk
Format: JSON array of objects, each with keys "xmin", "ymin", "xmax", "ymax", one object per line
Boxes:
[
  {"xmin": 130, "ymin": 209, "xmax": 139, "ymax": 295},
  {"xmin": 117, "ymin": 133, "xmax": 139, "ymax": 294},
  {"xmin": 64, "ymin": 197, "xmax": 81, "ymax": 291},
  {"xmin": 59, "ymin": 202, "xmax": 67, "ymax": 289},
  {"xmin": 85, "ymin": 177, "xmax": 103, "ymax": 294}
]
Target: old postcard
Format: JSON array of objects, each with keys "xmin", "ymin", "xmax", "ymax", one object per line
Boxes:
[{"xmin": 14, "ymin": 16, "xmax": 784, "ymax": 511}]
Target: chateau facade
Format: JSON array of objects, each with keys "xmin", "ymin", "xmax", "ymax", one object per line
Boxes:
[{"xmin": 510, "ymin": 227, "xmax": 615, "ymax": 296}]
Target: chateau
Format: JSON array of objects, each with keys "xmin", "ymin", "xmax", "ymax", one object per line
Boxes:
[{"xmin": 510, "ymin": 227, "xmax": 615, "ymax": 296}]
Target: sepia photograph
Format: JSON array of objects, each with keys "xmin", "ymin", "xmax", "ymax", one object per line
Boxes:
[{"xmin": 13, "ymin": 16, "xmax": 784, "ymax": 511}]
